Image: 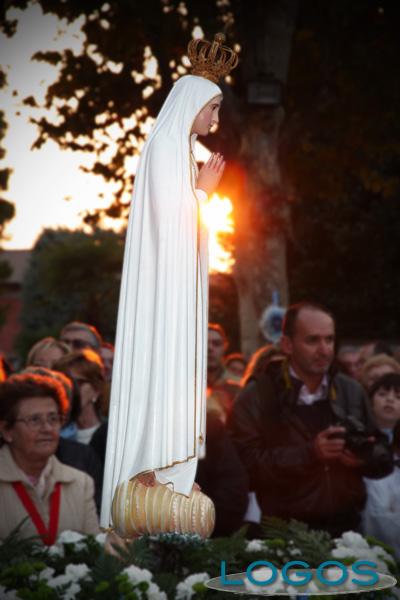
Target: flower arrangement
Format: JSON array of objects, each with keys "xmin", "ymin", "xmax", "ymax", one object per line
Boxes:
[{"xmin": 0, "ymin": 520, "xmax": 398, "ymax": 599}]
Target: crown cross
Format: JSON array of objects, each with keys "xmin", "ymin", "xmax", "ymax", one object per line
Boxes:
[{"xmin": 187, "ymin": 33, "xmax": 238, "ymax": 84}]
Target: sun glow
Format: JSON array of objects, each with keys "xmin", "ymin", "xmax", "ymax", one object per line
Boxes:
[{"xmin": 201, "ymin": 193, "xmax": 235, "ymax": 274}]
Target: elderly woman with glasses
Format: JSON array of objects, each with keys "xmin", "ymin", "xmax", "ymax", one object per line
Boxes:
[{"xmin": 0, "ymin": 373, "xmax": 99, "ymax": 543}]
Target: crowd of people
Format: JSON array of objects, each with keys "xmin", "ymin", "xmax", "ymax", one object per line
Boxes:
[{"xmin": 0, "ymin": 304, "xmax": 399, "ymax": 555}]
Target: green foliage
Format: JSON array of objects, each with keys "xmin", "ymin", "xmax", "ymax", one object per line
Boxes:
[
  {"xmin": 17, "ymin": 227, "xmax": 124, "ymax": 358},
  {"xmin": 109, "ymin": 536, "xmax": 157, "ymax": 571},
  {"xmin": 120, "ymin": 530, "xmax": 252, "ymax": 583},
  {"xmin": 1, "ymin": 0, "xmax": 234, "ymax": 222},
  {"xmin": 151, "ymin": 572, "xmax": 178, "ymax": 600},
  {"xmin": 283, "ymin": 0, "xmax": 400, "ymax": 337},
  {"xmin": 0, "ymin": 526, "xmax": 398, "ymax": 600},
  {"xmin": 3, "ymin": 0, "xmax": 400, "ymax": 337},
  {"xmin": 200, "ymin": 529, "xmax": 250, "ymax": 576},
  {"xmin": 364, "ymin": 536, "xmax": 400, "ymax": 583},
  {"xmin": 47, "ymin": 536, "xmax": 102, "ymax": 574},
  {"xmin": 261, "ymin": 517, "xmax": 333, "ymax": 566},
  {"xmin": 89, "ymin": 552, "xmax": 126, "ymax": 586},
  {"xmin": 0, "ymin": 66, "xmax": 15, "ymax": 328},
  {"xmin": 0, "ymin": 520, "xmax": 41, "ymax": 570}
]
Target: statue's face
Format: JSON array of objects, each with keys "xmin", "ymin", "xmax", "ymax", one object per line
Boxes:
[{"xmin": 191, "ymin": 94, "xmax": 223, "ymax": 136}]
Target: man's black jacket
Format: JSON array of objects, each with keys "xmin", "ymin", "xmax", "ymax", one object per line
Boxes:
[
  {"xmin": 229, "ymin": 360, "xmax": 393, "ymax": 534},
  {"xmin": 197, "ymin": 411, "xmax": 249, "ymax": 536},
  {"xmin": 56, "ymin": 438, "xmax": 103, "ymax": 513}
]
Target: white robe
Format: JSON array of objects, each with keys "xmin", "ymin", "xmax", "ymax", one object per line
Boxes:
[{"xmin": 101, "ymin": 75, "xmax": 222, "ymax": 528}]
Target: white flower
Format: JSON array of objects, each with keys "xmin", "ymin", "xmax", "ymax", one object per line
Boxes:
[
  {"xmin": 47, "ymin": 563, "xmax": 90, "ymax": 591},
  {"xmin": 333, "ymin": 546, "xmax": 380, "ymax": 571},
  {"xmin": 56, "ymin": 530, "xmax": 86, "ymax": 550},
  {"xmin": 286, "ymin": 570, "xmax": 311, "ymax": 585},
  {"xmin": 95, "ymin": 532, "xmax": 107, "ymax": 546},
  {"xmin": 306, "ymin": 580, "xmax": 320, "ymax": 593},
  {"xmin": 38, "ymin": 567, "xmax": 55, "ymax": 581},
  {"xmin": 333, "ymin": 544, "xmax": 365, "ymax": 560},
  {"xmin": 121, "ymin": 566, "xmax": 166, "ymax": 599},
  {"xmin": 47, "ymin": 574, "xmax": 74, "ymax": 589},
  {"xmin": 286, "ymin": 585, "xmax": 300, "ymax": 597},
  {"xmin": 65, "ymin": 563, "xmax": 90, "ymax": 581},
  {"xmin": 320, "ymin": 568, "xmax": 360, "ymax": 592},
  {"xmin": 370, "ymin": 544, "xmax": 393, "ymax": 563},
  {"xmin": 48, "ymin": 544, "xmax": 64, "ymax": 557},
  {"xmin": 176, "ymin": 573, "xmax": 210, "ymax": 599},
  {"xmin": 47, "ymin": 576, "xmax": 83, "ymax": 599},
  {"xmin": 322, "ymin": 567, "xmax": 346, "ymax": 582},
  {"xmin": 335, "ymin": 531, "xmax": 369, "ymax": 550},
  {"xmin": 63, "ymin": 582, "xmax": 81, "ymax": 600},
  {"xmin": 344, "ymin": 578, "xmax": 363, "ymax": 592},
  {"xmin": 123, "ymin": 564, "xmax": 154, "ymax": 584},
  {"xmin": 332, "ymin": 531, "xmax": 394, "ymax": 574},
  {"xmin": 0, "ymin": 585, "xmax": 18, "ymax": 599},
  {"xmin": 244, "ymin": 568, "xmax": 285, "ymax": 594},
  {"xmin": 147, "ymin": 581, "xmax": 168, "ymax": 599},
  {"xmin": 286, "ymin": 580, "xmax": 319, "ymax": 595},
  {"xmin": 57, "ymin": 530, "xmax": 86, "ymax": 544},
  {"xmin": 246, "ymin": 539, "xmax": 264, "ymax": 552},
  {"xmin": 122, "ymin": 565, "xmax": 167, "ymax": 600}
]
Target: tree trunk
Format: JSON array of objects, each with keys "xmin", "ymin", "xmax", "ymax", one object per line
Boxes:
[{"xmin": 233, "ymin": 0, "xmax": 298, "ymax": 356}]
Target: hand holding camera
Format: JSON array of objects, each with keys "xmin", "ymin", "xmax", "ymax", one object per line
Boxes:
[
  {"xmin": 315, "ymin": 416, "xmax": 382, "ymax": 468},
  {"xmin": 314, "ymin": 426, "xmax": 346, "ymax": 461}
]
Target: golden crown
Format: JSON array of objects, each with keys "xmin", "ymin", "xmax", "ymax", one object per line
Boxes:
[{"xmin": 187, "ymin": 33, "xmax": 238, "ymax": 84}]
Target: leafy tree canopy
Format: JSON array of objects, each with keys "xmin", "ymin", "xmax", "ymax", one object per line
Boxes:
[
  {"xmin": 1, "ymin": 0, "xmax": 243, "ymax": 225},
  {"xmin": 282, "ymin": 0, "xmax": 400, "ymax": 339},
  {"xmin": 0, "ymin": 65, "xmax": 15, "ymax": 328},
  {"xmin": 3, "ymin": 0, "xmax": 400, "ymax": 339},
  {"xmin": 17, "ymin": 227, "xmax": 124, "ymax": 357}
]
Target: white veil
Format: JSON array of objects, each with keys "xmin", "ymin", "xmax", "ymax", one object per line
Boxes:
[{"xmin": 101, "ymin": 75, "xmax": 221, "ymax": 527}]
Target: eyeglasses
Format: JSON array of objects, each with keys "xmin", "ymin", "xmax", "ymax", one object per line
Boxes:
[{"xmin": 15, "ymin": 413, "xmax": 65, "ymax": 431}]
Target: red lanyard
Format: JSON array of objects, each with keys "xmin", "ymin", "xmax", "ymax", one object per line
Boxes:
[{"xmin": 12, "ymin": 481, "xmax": 61, "ymax": 546}]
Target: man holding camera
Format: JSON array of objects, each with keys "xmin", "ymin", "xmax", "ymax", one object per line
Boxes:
[{"xmin": 230, "ymin": 302, "xmax": 393, "ymax": 536}]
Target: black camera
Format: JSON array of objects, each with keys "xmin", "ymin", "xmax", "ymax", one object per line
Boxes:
[{"xmin": 332, "ymin": 416, "xmax": 388, "ymax": 467}]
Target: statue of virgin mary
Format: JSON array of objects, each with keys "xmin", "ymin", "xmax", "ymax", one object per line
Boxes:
[{"xmin": 100, "ymin": 35, "xmax": 238, "ymax": 536}]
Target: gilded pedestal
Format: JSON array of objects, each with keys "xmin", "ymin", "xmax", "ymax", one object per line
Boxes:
[{"xmin": 111, "ymin": 478, "xmax": 215, "ymax": 538}]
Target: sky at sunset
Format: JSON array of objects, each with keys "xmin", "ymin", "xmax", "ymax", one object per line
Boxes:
[
  {"xmin": 0, "ymin": 2, "xmax": 121, "ymax": 249},
  {"xmin": 0, "ymin": 2, "xmax": 210, "ymax": 250}
]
